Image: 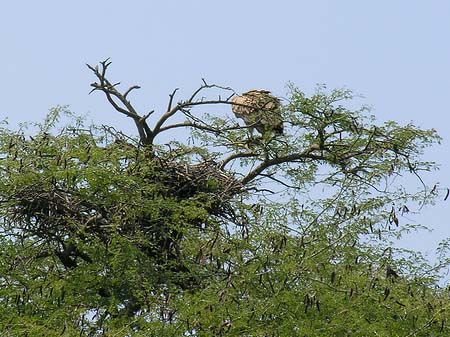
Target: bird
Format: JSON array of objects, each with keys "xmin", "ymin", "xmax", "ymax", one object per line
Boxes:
[{"xmin": 231, "ymin": 89, "xmax": 283, "ymax": 135}]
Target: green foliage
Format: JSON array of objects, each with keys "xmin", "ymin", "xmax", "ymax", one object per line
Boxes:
[{"xmin": 0, "ymin": 84, "xmax": 448, "ymax": 337}]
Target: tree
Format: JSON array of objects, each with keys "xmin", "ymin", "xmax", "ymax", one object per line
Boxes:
[{"xmin": 0, "ymin": 59, "xmax": 449, "ymax": 336}]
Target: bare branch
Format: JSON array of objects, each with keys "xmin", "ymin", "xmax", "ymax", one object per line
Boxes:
[
  {"xmin": 189, "ymin": 83, "xmax": 208, "ymax": 103},
  {"xmin": 87, "ymin": 62, "xmax": 137, "ymax": 119},
  {"xmin": 167, "ymin": 88, "xmax": 179, "ymax": 112},
  {"xmin": 124, "ymin": 85, "xmax": 141, "ymax": 99},
  {"xmin": 188, "ymin": 80, "xmax": 234, "ymax": 103},
  {"xmin": 87, "ymin": 60, "xmax": 152, "ymax": 144},
  {"xmin": 150, "ymin": 99, "xmax": 235, "ymax": 143},
  {"xmin": 149, "ymin": 79, "xmax": 234, "ymax": 143},
  {"xmin": 139, "ymin": 111, "xmax": 154, "ymax": 123},
  {"xmin": 89, "ymin": 64, "xmax": 238, "ymax": 146}
]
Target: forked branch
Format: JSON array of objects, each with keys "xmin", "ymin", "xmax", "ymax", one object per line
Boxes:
[
  {"xmin": 88, "ymin": 60, "xmax": 237, "ymax": 146},
  {"xmin": 87, "ymin": 59, "xmax": 152, "ymax": 144},
  {"xmin": 149, "ymin": 80, "xmax": 234, "ymax": 143}
]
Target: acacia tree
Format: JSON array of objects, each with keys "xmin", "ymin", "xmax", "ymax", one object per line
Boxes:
[{"xmin": 0, "ymin": 59, "xmax": 449, "ymax": 336}]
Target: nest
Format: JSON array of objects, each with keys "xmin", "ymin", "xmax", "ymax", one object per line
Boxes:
[
  {"xmin": 9, "ymin": 157, "xmax": 242, "ymax": 270},
  {"xmin": 158, "ymin": 159, "xmax": 242, "ymax": 206}
]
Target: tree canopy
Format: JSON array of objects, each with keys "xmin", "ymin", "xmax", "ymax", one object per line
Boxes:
[{"xmin": 0, "ymin": 60, "xmax": 449, "ymax": 336}]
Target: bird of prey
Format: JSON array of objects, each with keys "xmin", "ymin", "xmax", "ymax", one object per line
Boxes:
[{"xmin": 231, "ymin": 89, "xmax": 283, "ymax": 135}]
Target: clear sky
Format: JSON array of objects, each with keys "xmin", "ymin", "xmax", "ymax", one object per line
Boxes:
[{"xmin": 1, "ymin": 1, "xmax": 449, "ymax": 259}]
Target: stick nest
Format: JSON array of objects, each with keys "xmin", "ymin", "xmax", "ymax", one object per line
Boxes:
[{"xmin": 8, "ymin": 155, "xmax": 242, "ymax": 271}]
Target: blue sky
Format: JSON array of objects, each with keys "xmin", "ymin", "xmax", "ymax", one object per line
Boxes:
[{"xmin": 1, "ymin": 1, "xmax": 449, "ymax": 259}]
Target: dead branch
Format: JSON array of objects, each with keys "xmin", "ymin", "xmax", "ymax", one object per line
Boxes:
[
  {"xmin": 87, "ymin": 59, "xmax": 152, "ymax": 144},
  {"xmin": 88, "ymin": 60, "xmax": 237, "ymax": 146},
  {"xmin": 124, "ymin": 85, "xmax": 141, "ymax": 99},
  {"xmin": 149, "ymin": 91, "xmax": 235, "ymax": 143},
  {"xmin": 167, "ymin": 88, "xmax": 179, "ymax": 112}
]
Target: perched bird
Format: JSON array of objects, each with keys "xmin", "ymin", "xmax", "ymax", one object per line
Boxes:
[{"xmin": 231, "ymin": 89, "xmax": 283, "ymax": 135}]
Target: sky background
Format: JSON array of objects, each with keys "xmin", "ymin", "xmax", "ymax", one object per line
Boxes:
[{"xmin": 1, "ymin": 1, "xmax": 449, "ymax": 266}]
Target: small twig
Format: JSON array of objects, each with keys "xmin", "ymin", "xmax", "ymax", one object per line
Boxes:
[
  {"xmin": 139, "ymin": 111, "xmax": 154, "ymax": 123},
  {"xmin": 101, "ymin": 58, "xmax": 111, "ymax": 78},
  {"xmin": 189, "ymin": 83, "xmax": 208, "ymax": 103},
  {"xmin": 124, "ymin": 85, "xmax": 141, "ymax": 99},
  {"xmin": 259, "ymin": 173, "xmax": 300, "ymax": 189},
  {"xmin": 167, "ymin": 88, "xmax": 179, "ymax": 112}
]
